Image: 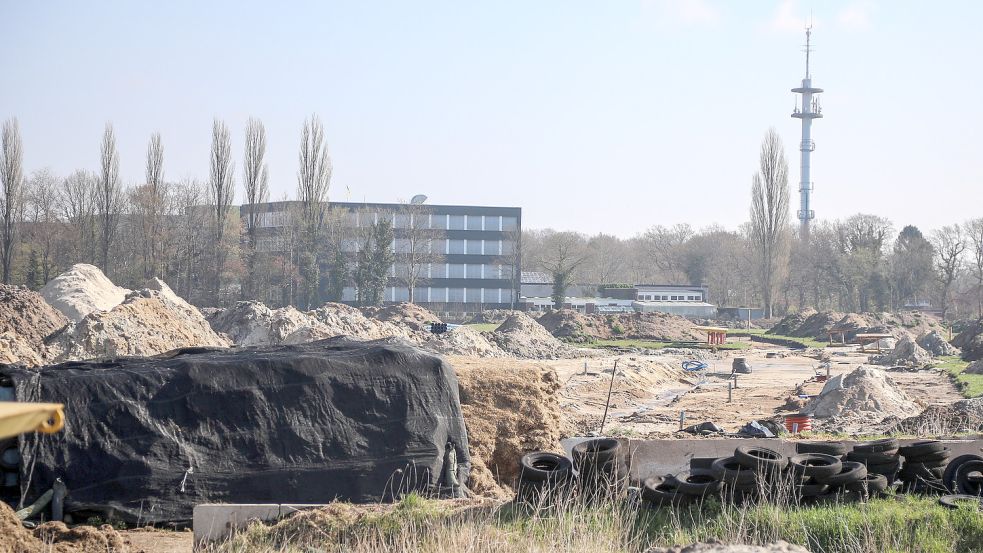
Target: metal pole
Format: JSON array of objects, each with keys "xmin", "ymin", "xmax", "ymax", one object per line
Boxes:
[
  {"xmin": 678, "ymin": 410, "xmax": 686, "ymax": 431},
  {"xmin": 728, "ymin": 381, "xmax": 733, "ymax": 403},
  {"xmin": 598, "ymin": 359, "xmax": 619, "ymax": 435}
]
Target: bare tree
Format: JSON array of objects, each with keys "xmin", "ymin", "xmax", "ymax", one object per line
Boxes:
[
  {"xmin": 242, "ymin": 118, "xmax": 269, "ymax": 299},
  {"xmin": 97, "ymin": 123, "xmax": 124, "ymax": 274},
  {"xmin": 965, "ymin": 218, "xmax": 983, "ymax": 317},
  {"xmin": 933, "ymin": 224, "xmax": 966, "ymax": 320},
  {"xmin": 640, "ymin": 224, "xmax": 693, "ymax": 283},
  {"xmin": 24, "ymin": 168, "xmax": 62, "ymax": 284},
  {"xmin": 502, "ymin": 228, "xmax": 522, "ymax": 309},
  {"xmin": 62, "ymin": 169, "xmax": 98, "ymax": 264},
  {"xmin": 173, "ymin": 178, "xmax": 209, "ymax": 300},
  {"xmin": 749, "ymin": 128, "xmax": 791, "ymax": 318},
  {"xmin": 537, "ymin": 231, "xmax": 590, "ymax": 309},
  {"xmin": 209, "ymin": 119, "xmax": 235, "ymax": 301},
  {"xmin": 140, "ymin": 132, "xmax": 166, "ymax": 279},
  {"xmin": 1, "ymin": 119, "xmax": 24, "ymax": 283},
  {"xmin": 394, "ymin": 203, "xmax": 443, "ymax": 303},
  {"xmin": 296, "ymin": 114, "xmax": 332, "ymax": 309}
]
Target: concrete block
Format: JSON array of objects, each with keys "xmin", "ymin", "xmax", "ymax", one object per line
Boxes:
[
  {"xmin": 193, "ymin": 503, "xmax": 280, "ymax": 544},
  {"xmin": 279, "ymin": 504, "xmax": 324, "ymax": 517}
]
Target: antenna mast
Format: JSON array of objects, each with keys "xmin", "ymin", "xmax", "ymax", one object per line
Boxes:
[{"xmin": 791, "ymin": 25, "xmax": 823, "ymax": 241}]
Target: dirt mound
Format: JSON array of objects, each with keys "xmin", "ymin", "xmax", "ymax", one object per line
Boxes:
[
  {"xmin": 770, "ymin": 310, "xmax": 945, "ymax": 343},
  {"xmin": 917, "ymin": 330, "xmax": 959, "ymax": 357},
  {"xmin": 40, "ymin": 264, "xmax": 130, "ymax": 322},
  {"xmin": 802, "ymin": 366, "xmax": 920, "ymax": 420},
  {"xmin": 767, "ymin": 309, "xmax": 818, "ymax": 336},
  {"xmin": 538, "ymin": 309, "xmax": 702, "ymax": 343},
  {"xmin": 467, "ymin": 309, "xmax": 521, "ymax": 324},
  {"xmin": 421, "ymin": 326, "xmax": 505, "ymax": 357},
  {"xmin": 870, "ymin": 334, "xmax": 932, "ymax": 367},
  {"xmin": 0, "ymin": 284, "xmax": 67, "ymax": 365},
  {"xmin": 49, "ymin": 288, "xmax": 230, "ymax": 361},
  {"xmin": 0, "ymin": 501, "xmax": 131, "ymax": 553},
  {"xmin": 209, "ymin": 301, "xmax": 332, "ymax": 346},
  {"xmin": 489, "ymin": 313, "xmax": 578, "ymax": 359},
  {"xmin": 893, "ymin": 397, "xmax": 983, "ymax": 435},
  {"xmin": 452, "ymin": 357, "xmax": 565, "ymax": 497},
  {"xmin": 952, "ymin": 319, "xmax": 983, "ymax": 361},
  {"xmin": 365, "ymin": 302, "xmax": 442, "ymax": 332},
  {"xmin": 312, "ymin": 303, "xmax": 413, "ymax": 341}
]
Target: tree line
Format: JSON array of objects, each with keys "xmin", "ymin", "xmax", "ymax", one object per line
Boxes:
[
  {"xmin": 523, "ymin": 128, "xmax": 983, "ymax": 321},
  {"xmin": 0, "ymin": 116, "xmax": 450, "ymax": 309}
]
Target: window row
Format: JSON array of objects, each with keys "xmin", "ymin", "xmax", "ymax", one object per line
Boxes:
[
  {"xmin": 341, "ymin": 287, "xmax": 514, "ymax": 304},
  {"xmin": 390, "ymin": 263, "xmax": 513, "ymax": 279},
  {"xmin": 341, "ymin": 238, "xmax": 514, "ymax": 256},
  {"xmin": 639, "ymin": 294, "xmax": 702, "ymax": 301}
]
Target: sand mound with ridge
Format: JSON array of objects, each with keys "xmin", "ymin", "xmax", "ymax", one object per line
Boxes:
[
  {"xmin": 802, "ymin": 366, "xmax": 920, "ymax": 420},
  {"xmin": 40, "ymin": 263, "xmax": 130, "ymax": 322}
]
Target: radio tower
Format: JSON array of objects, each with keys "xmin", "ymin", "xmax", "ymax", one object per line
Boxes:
[{"xmin": 791, "ymin": 25, "xmax": 822, "ymax": 240}]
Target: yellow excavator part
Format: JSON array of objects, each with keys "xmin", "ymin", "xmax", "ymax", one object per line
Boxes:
[{"xmin": 0, "ymin": 402, "xmax": 64, "ymax": 439}]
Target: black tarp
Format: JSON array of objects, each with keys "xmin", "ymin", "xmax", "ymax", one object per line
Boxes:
[{"xmin": 1, "ymin": 338, "xmax": 471, "ymax": 523}]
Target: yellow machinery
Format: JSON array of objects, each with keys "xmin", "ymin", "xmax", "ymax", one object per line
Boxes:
[{"xmin": 0, "ymin": 402, "xmax": 64, "ymax": 439}]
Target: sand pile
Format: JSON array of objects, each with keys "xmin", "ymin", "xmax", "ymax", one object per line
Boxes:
[
  {"xmin": 0, "ymin": 501, "xmax": 131, "ymax": 553},
  {"xmin": 952, "ymin": 319, "xmax": 983, "ymax": 361},
  {"xmin": 489, "ymin": 313, "xmax": 578, "ymax": 359},
  {"xmin": 0, "ymin": 284, "xmax": 67, "ymax": 365},
  {"xmin": 802, "ymin": 366, "xmax": 920, "ymax": 420},
  {"xmin": 208, "ymin": 301, "xmax": 333, "ymax": 346},
  {"xmin": 40, "ymin": 264, "xmax": 130, "ymax": 322},
  {"xmin": 917, "ymin": 330, "xmax": 959, "ymax": 357},
  {"xmin": 537, "ymin": 309, "xmax": 701, "ymax": 343},
  {"xmin": 869, "ymin": 334, "xmax": 932, "ymax": 367},
  {"xmin": 893, "ymin": 397, "xmax": 983, "ymax": 435},
  {"xmin": 362, "ymin": 302, "xmax": 441, "ymax": 332},
  {"xmin": 453, "ymin": 358, "xmax": 565, "ymax": 497},
  {"xmin": 421, "ymin": 326, "xmax": 505, "ymax": 357},
  {"xmin": 312, "ymin": 303, "xmax": 413, "ymax": 341},
  {"xmin": 49, "ymin": 287, "xmax": 230, "ymax": 362}
]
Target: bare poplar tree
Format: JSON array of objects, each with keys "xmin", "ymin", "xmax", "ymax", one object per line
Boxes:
[
  {"xmin": 395, "ymin": 202, "xmax": 443, "ymax": 303},
  {"xmin": 97, "ymin": 123, "xmax": 124, "ymax": 274},
  {"xmin": 296, "ymin": 114, "xmax": 332, "ymax": 309},
  {"xmin": 964, "ymin": 218, "xmax": 983, "ymax": 317},
  {"xmin": 502, "ymin": 228, "xmax": 522, "ymax": 309},
  {"xmin": 209, "ymin": 119, "xmax": 235, "ymax": 301},
  {"xmin": 933, "ymin": 224, "xmax": 966, "ymax": 320},
  {"xmin": 749, "ymin": 127, "xmax": 791, "ymax": 318},
  {"xmin": 242, "ymin": 118, "xmax": 269, "ymax": 299},
  {"xmin": 141, "ymin": 132, "xmax": 166, "ymax": 279},
  {"xmin": 0, "ymin": 118, "xmax": 24, "ymax": 283},
  {"xmin": 62, "ymin": 169, "xmax": 98, "ymax": 263}
]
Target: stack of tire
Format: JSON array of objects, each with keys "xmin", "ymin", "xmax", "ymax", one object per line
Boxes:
[
  {"xmin": 571, "ymin": 438, "xmax": 629, "ymax": 501},
  {"xmin": 898, "ymin": 440, "xmax": 950, "ymax": 494},
  {"xmin": 710, "ymin": 445, "xmax": 787, "ymax": 502},
  {"xmin": 845, "ymin": 439, "xmax": 902, "ymax": 486},
  {"xmin": 517, "ymin": 451, "xmax": 574, "ymax": 505},
  {"xmin": 941, "ymin": 453, "xmax": 983, "ymax": 496},
  {"xmin": 787, "ymin": 453, "xmax": 888, "ymax": 502}
]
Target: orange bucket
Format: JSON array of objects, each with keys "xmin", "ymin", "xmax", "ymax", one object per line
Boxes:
[{"xmin": 784, "ymin": 414, "xmax": 812, "ymax": 433}]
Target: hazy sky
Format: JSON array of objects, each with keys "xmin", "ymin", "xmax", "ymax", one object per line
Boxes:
[{"xmin": 2, "ymin": 1, "xmax": 980, "ymax": 237}]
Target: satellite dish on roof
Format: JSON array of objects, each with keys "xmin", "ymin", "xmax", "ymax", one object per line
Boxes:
[{"xmin": 410, "ymin": 194, "xmax": 428, "ymax": 205}]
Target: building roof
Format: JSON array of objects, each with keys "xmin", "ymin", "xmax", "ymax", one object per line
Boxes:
[
  {"xmin": 635, "ymin": 284, "xmax": 706, "ymax": 289},
  {"xmin": 521, "ymin": 271, "xmax": 553, "ymax": 285}
]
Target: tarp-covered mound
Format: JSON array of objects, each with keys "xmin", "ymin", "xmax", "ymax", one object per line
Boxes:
[{"xmin": 3, "ymin": 338, "xmax": 471, "ymax": 524}]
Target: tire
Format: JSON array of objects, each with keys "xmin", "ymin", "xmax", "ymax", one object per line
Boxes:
[
  {"xmin": 905, "ymin": 449, "xmax": 951, "ymax": 465},
  {"xmin": 846, "ymin": 473, "xmax": 889, "ymax": 495},
  {"xmin": 670, "ymin": 469, "xmax": 723, "ymax": 497},
  {"xmin": 789, "ymin": 453, "xmax": 842, "ymax": 480},
  {"xmin": 954, "ymin": 460, "xmax": 983, "ymax": 496},
  {"xmin": 572, "ymin": 438, "xmax": 622, "ymax": 466},
  {"xmin": 847, "ymin": 451, "xmax": 899, "ymax": 465},
  {"xmin": 900, "ymin": 463, "xmax": 944, "ymax": 481},
  {"xmin": 795, "ymin": 482, "xmax": 829, "ymax": 497},
  {"xmin": 940, "ymin": 494, "xmax": 983, "ymax": 509},
  {"xmin": 690, "ymin": 457, "xmax": 718, "ymax": 470},
  {"xmin": 734, "ymin": 445, "xmax": 788, "ymax": 471},
  {"xmin": 0, "ymin": 446, "xmax": 19, "ymax": 471},
  {"xmin": 796, "ymin": 441, "xmax": 848, "ymax": 457},
  {"xmin": 853, "ymin": 438, "xmax": 899, "ymax": 454},
  {"xmin": 711, "ymin": 456, "xmax": 757, "ymax": 485},
  {"xmin": 642, "ymin": 476, "xmax": 691, "ymax": 507},
  {"xmin": 816, "ymin": 461, "xmax": 867, "ymax": 486},
  {"xmin": 519, "ymin": 452, "xmax": 573, "ymax": 484},
  {"xmin": 943, "ymin": 454, "xmax": 983, "ymax": 492},
  {"xmin": 573, "ymin": 438, "xmax": 627, "ymax": 498},
  {"xmin": 899, "ymin": 441, "xmax": 945, "ymax": 458}
]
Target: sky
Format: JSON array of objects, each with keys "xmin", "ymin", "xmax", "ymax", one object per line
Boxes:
[{"xmin": 1, "ymin": 1, "xmax": 981, "ymax": 237}]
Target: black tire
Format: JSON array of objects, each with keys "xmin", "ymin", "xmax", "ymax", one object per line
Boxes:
[
  {"xmin": 796, "ymin": 441, "xmax": 848, "ymax": 457},
  {"xmin": 846, "ymin": 473, "xmax": 889, "ymax": 495},
  {"xmin": 0, "ymin": 446, "xmax": 19, "ymax": 471},
  {"xmin": 899, "ymin": 441, "xmax": 945, "ymax": 458},
  {"xmin": 572, "ymin": 438, "xmax": 622, "ymax": 466},
  {"xmin": 940, "ymin": 494, "xmax": 983, "ymax": 509},
  {"xmin": 943, "ymin": 454, "xmax": 983, "ymax": 492},
  {"xmin": 816, "ymin": 461, "xmax": 867, "ymax": 486},
  {"xmin": 519, "ymin": 452, "xmax": 573, "ymax": 484},
  {"xmin": 789, "ymin": 453, "xmax": 842, "ymax": 480},
  {"xmin": 905, "ymin": 449, "xmax": 951, "ymax": 465},
  {"xmin": 642, "ymin": 476, "xmax": 691, "ymax": 507},
  {"xmin": 900, "ymin": 463, "xmax": 944, "ymax": 481},
  {"xmin": 853, "ymin": 438, "xmax": 899, "ymax": 454},
  {"xmin": 734, "ymin": 445, "xmax": 787, "ymax": 471},
  {"xmin": 711, "ymin": 456, "xmax": 757, "ymax": 485},
  {"xmin": 795, "ymin": 482, "xmax": 829, "ymax": 497},
  {"xmin": 670, "ymin": 469, "xmax": 723, "ymax": 497},
  {"xmin": 954, "ymin": 460, "xmax": 983, "ymax": 496},
  {"xmin": 690, "ymin": 457, "xmax": 718, "ymax": 470},
  {"xmin": 847, "ymin": 451, "xmax": 899, "ymax": 465}
]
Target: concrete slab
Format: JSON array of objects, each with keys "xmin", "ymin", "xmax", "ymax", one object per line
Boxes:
[{"xmin": 193, "ymin": 504, "xmax": 281, "ymax": 544}]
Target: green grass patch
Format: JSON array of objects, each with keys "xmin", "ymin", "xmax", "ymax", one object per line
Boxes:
[
  {"xmin": 585, "ymin": 339, "xmax": 751, "ymax": 351},
  {"xmin": 935, "ymin": 355, "xmax": 983, "ymax": 398},
  {"xmin": 466, "ymin": 323, "xmax": 501, "ymax": 333},
  {"xmin": 731, "ymin": 330, "xmax": 828, "ymax": 349}
]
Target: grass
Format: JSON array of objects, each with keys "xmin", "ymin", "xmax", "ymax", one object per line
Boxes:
[
  {"xmin": 586, "ymin": 339, "xmax": 751, "ymax": 351},
  {"xmin": 731, "ymin": 329, "xmax": 829, "ymax": 349},
  {"xmin": 208, "ymin": 491, "xmax": 983, "ymax": 553},
  {"xmin": 467, "ymin": 323, "xmax": 501, "ymax": 333},
  {"xmin": 934, "ymin": 355, "xmax": 983, "ymax": 398}
]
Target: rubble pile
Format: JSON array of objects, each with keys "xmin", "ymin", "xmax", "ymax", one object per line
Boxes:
[
  {"xmin": 489, "ymin": 313, "xmax": 579, "ymax": 359},
  {"xmin": 362, "ymin": 302, "xmax": 442, "ymax": 332},
  {"xmin": 40, "ymin": 263, "xmax": 130, "ymax": 322},
  {"xmin": 0, "ymin": 283, "xmax": 67, "ymax": 365},
  {"xmin": 893, "ymin": 397, "xmax": 983, "ymax": 435},
  {"xmin": 952, "ymin": 319, "xmax": 983, "ymax": 361},
  {"xmin": 869, "ymin": 334, "xmax": 932, "ymax": 367},
  {"xmin": 917, "ymin": 330, "xmax": 960, "ymax": 357}
]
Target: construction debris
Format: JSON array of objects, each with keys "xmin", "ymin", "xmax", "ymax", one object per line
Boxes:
[
  {"xmin": 40, "ymin": 264, "xmax": 130, "ymax": 322},
  {"xmin": 869, "ymin": 334, "xmax": 932, "ymax": 368},
  {"xmin": 917, "ymin": 330, "xmax": 959, "ymax": 357}
]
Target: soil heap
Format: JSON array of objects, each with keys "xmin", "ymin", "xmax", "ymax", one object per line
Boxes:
[
  {"xmin": 48, "ymin": 285, "xmax": 230, "ymax": 362},
  {"xmin": 952, "ymin": 319, "xmax": 983, "ymax": 361},
  {"xmin": 869, "ymin": 334, "xmax": 932, "ymax": 367},
  {"xmin": 0, "ymin": 284, "xmax": 67, "ymax": 365},
  {"xmin": 489, "ymin": 312, "xmax": 578, "ymax": 359},
  {"xmin": 1, "ymin": 501, "xmax": 131, "ymax": 553},
  {"xmin": 767, "ymin": 309, "xmax": 819, "ymax": 336},
  {"xmin": 802, "ymin": 366, "xmax": 920, "ymax": 422},
  {"xmin": 420, "ymin": 326, "xmax": 505, "ymax": 357},
  {"xmin": 362, "ymin": 302, "xmax": 441, "ymax": 332},
  {"xmin": 917, "ymin": 330, "xmax": 960, "ymax": 357},
  {"xmin": 40, "ymin": 264, "xmax": 130, "ymax": 322},
  {"xmin": 893, "ymin": 397, "xmax": 983, "ymax": 435},
  {"xmin": 769, "ymin": 310, "xmax": 945, "ymax": 342},
  {"xmin": 312, "ymin": 303, "xmax": 414, "ymax": 341},
  {"xmin": 538, "ymin": 309, "xmax": 702, "ymax": 343},
  {"xmin": 467, "ymin": 309, "xmax": 521, "ymax": 324},
  {"xmin": 454, "ymin": 359, "xmax": 564, "ymax": 497}
]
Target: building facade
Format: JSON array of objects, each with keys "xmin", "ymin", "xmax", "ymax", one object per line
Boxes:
[{"xmin": 241, "ymin": 201, "xmax": 521, "ymax": 314}]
